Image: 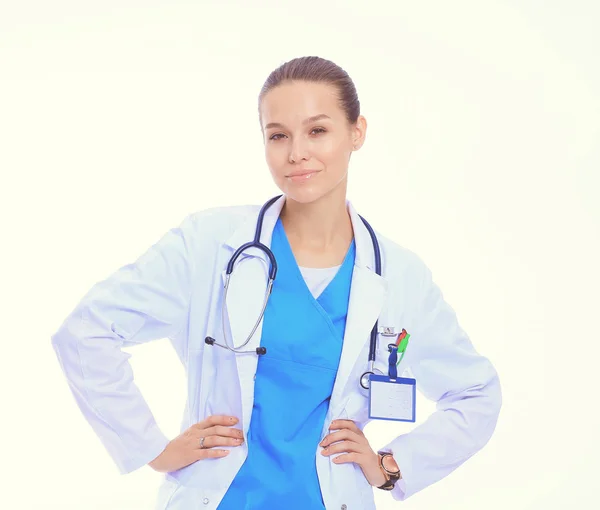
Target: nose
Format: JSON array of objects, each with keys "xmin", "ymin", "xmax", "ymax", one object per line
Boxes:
[{"xmin": 288, "ymin": 138, "xmax": 310, "ymax": 163}]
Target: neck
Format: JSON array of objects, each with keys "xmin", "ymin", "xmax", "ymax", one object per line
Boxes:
[{"xmin": 279, "ymin": 184, "xmax": 353, "ymax": 252}]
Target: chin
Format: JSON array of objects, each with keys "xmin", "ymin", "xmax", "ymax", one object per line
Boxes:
[
  {"xmin": 273, "ymin": 173, "xmax": 347, "ymax": 205},
  {"xmin": 281, "ymin": 185, "xmax": 329, "ymax": 205}
]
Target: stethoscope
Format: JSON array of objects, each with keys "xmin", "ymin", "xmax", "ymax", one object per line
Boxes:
[{"xmin": 205, "ymin": 194, "xmax": 388, "ymax": 392}]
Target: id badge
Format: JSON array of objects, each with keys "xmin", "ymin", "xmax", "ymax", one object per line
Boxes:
[{"xmin": 368, "ymin": 374, "xmax": 416, "ymax": 422}]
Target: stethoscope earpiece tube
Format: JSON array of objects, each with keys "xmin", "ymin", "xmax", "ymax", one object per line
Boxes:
[
  {"xmin": 358, "ymin": 214, "xmax": 382, "ymax": 366},
  {"xmin": 387, "ymin": 344, "xmax": 398, "ymax": 380}
]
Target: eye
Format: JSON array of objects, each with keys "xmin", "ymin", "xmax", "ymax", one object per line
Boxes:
[{"xmin": 268, "ymin": 127, "xmax": 326, "ymax": 141}]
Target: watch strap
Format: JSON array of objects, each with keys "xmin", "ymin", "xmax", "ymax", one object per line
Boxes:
[{"xmin": 376, "ymin": 452, "xmax": 401, "ymax": 490}]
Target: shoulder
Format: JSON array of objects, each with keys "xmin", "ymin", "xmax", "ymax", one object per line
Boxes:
[
  {"xmin": 190, "ymin": 203, "xmax": 261, "ymax": 224},
  {"xmin": 375, "ymin": 230, "xmax": 428, "ymax": 283},
  {"xmin": 180, "ymin": 203, "xmax": 261, "ymax": 241},
  {"xmin": 371, "ymin": 229, "xmax": 437, "ymax": 315},
  {"xmin": 372, "ymin": 232, "xmax": 435, "ymax": 335}
]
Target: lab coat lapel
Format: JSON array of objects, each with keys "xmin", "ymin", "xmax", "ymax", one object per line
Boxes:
[
  {"xmin": 329, "ymin": 202, "xmax": 388, "ymax": 416},
  {"xmin": 215, "ymin": 196, "xmax": 387, "ymax": 426},
  {"xmin": 219, "ymin": 195, "xmax": 286, "ymax": 430}
]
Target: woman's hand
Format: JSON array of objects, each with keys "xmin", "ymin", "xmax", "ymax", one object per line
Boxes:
[
  {"xmin": 148, "ymin": 415, "xmax": 244, "ymax": 473},
  {"xmin": 320, "ymin": 419, "xmax": 397, "ymax": 487}
]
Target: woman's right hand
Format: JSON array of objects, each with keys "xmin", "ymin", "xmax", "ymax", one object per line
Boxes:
[{"xmin": 148, "ymin": 415, "xmax": 244, "ymax": 473}]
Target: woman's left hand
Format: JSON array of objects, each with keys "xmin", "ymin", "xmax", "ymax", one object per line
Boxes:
[{"xmin": 319, "ymin": 419, "xmax": 390, "ymax": 487}]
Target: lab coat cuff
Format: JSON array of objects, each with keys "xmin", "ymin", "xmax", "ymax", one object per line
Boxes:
[
  {"xmin": 118, "ymin": 426, "xmax": 171, "ymax": 475},
  {"xmin": 379, "ymin": 434, "xmax": 414, "ymax": 501}
]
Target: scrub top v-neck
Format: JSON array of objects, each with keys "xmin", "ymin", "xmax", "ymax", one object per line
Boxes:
[{"xmin": 217, "ymin": 218, "xmax": 356, "ymax": 509}]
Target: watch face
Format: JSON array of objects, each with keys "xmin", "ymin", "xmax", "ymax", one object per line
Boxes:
[{"xmin": 381, "ymin": 454, "xmax": 400, "ymax": 474}]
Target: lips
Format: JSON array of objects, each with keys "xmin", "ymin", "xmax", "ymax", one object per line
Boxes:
[
  {"xmin": 287, "ymin": 170, "xmax": 318, "ymax": 177},
  {"xmin": 287, "ymin": 170, "xmax": 319, "ymax": 182}
]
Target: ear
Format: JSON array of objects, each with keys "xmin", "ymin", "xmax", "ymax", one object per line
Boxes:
[{"xmin": 351, "ymin": 115, "xmax": 367, "ymax": 150}]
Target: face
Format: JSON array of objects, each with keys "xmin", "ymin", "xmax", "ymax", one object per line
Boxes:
[{"xmin": 259, "ymin": 80, "xmax": 366, "ymax": 204}]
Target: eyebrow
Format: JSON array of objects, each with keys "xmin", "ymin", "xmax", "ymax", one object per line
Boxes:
[{"xmin": 264, "ymin": 114, "xmax": 331, "ymax": 131}]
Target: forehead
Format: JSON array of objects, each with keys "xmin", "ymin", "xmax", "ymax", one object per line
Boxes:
[{"xmin": 260, "ymin": 80, "xmax": 344, "ymax": 126}]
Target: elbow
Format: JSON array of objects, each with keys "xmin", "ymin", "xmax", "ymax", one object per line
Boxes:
[
  {"xmin": 51, "ymin": 320, "xmax": 78, "ymax": 354},
  {"xmin": 470, "ymin": 371, "xmax": 502, "ymax": 450},
  {"xmin": 50, "ymin": 316, "xmax": 87, "ymax": 374},
  {"xmin": 441, "ymin": 368, "xmax": 502, "ymax": 417},
  {"xmin": 482, "ymin": 369, "xmax": 502, "ymax": 422},
  {"xmin": 477, "ymin": 372, "xmax": 502, "ymax": 451},
  {"xmin": 51, "ymin": 329, "xmax": 67, "ymax": 349},
  {"xmin": 473, "ymin": 370, "xmax": 503, "ymax": 427},
  {"xmin": 489, "ymin": 371, "xmax": 502, "ymax": 428},
  {"xmin": 51, "ymin": 326, "xmax": 77, "ymax": 374},
  {"xmin": 439, "ymin": 371, "xmax": 503, "ymax": 451},
  {"xmin": 494, "ymin": 371, "xmax": 503, "ymax": 415},
  {"xmin": 51, "ymin": 325, "xmax": 69, "ymax": 356}
]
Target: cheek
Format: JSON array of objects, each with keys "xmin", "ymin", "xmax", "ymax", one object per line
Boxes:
[
  {"xmin": 320, "ymin": 137, "xmax": 348, "ymax": 163},
  {"xmin": 265, "ymin": 148, "xmax": 284, "ymax": 174}
]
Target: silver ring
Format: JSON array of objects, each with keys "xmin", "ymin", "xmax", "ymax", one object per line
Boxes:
[{"xmin": 199, "ymin": 436, "xmax": 206, "ymax": 449}]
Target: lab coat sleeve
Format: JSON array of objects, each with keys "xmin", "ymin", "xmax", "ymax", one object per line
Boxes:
[
  {"xmin": 380, "ymin": 258, "xmax": 502, "ymax": 501},
  {"xmin": 50, "ymin": 213, "xmax": 196, "ymax": 475}
]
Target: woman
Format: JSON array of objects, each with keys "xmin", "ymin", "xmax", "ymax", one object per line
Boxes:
[{"xmin": 52, "ymin": 56, "xmax": 502, "ymax": 509}]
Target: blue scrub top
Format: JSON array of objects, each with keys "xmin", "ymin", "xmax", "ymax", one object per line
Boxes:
[{"xmin": 217, "ymin": 218, "xmax": 356, "ymax": 509}]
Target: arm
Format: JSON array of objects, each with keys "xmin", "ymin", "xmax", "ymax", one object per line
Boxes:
[
  {"xmin": 381, "ymin": 258, "xmax": 502, "ymax": 500},
  {"xmin": 51, "ymin": 213, "xmax": 196, "ymax": 474}
]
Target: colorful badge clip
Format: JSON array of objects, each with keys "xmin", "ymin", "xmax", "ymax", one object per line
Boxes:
[
  {"xmin": 395, "ymin": 328, "xmax": 410, "ymax": 365},
  {"xmin": 386, "ymin": 329, "xmax": 411, "ymax": 379}
]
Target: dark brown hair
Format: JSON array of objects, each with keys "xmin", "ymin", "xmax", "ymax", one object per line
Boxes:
[{"xmin": 258, "ymin": 56, "xmax": 361, "ymax": 126}]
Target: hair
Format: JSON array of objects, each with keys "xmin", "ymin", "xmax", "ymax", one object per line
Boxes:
[{"xmin": 258, "ymin": 56, "xmax": 361, "ymax": 126}]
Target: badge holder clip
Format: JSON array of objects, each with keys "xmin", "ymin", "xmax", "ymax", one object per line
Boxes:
[{"xmin": 368, "ymin": 329, "xmax": 416, "ymax": 422}]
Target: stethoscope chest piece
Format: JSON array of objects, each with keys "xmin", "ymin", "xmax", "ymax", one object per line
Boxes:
[{"xmin": 359, "ymin": 367, "xmax": 385, "ymax": 391}]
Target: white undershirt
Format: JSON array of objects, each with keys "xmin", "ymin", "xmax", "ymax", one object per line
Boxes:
[{"xmin": 298, "ymin": 265, "xmax": 342, "ymax": 299}]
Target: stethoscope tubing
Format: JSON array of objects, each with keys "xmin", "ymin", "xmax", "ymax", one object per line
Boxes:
[{"xmin": 206, "ymin": 195, "xmax": 385, "ymax": 391}]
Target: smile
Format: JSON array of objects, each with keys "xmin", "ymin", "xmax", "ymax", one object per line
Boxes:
[{"xmin": 287, "ymin": 171, "xmax": 319, "ymax": 182}]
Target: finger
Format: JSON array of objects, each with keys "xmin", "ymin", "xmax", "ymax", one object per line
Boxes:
[
  {"xmin": 321, "ymin": 440, "xmax": 366, "ymax": 456},
  {"xmin": 328, "ymin": 420, "xmax": 361, "ymax": 434},
  {"xmin": 201, "ymin": 425, "xmax": 244, "ymax": 439},
  {"xmin": 194, "ymin": 415, "xmax": 239, "ymax": 430},
  {"xmin": 330, "ymin": 452, "xmax": 360, "ymax": 464},
  {"xmin": 199, "ymin": 434, "xmax": 244, "ymax": 449},
  {"xmin": 320, "ymin": 429, "xmax": 361, "ymax": 447},
  {"xmin": 195, "ymin": 448, "xmax": 231, "ymax": 461}
]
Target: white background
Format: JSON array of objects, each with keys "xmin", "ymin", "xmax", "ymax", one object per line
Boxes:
[{"xmin": 1, "ymin": 1, "xmax": 599, "ymax": 509}]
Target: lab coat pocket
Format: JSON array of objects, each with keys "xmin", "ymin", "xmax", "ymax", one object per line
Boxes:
[
  {"xmin": 330, "ymin": 409, "xmax": 377, "ymax": 510},
  {"xmin": 164, "ymin": 440, "xmax": 245, "ymax": 493},
  {"xmin": 374, "ymin": 342, "xmax": 390, "ymax": 376},
  {"xmin": 375, "ymin": 334, "xmax": 410, "ymax": 376},
  {"xmin": 353, "ymin": 463, "xmax": 377, "ymax": 510},
  {"xmin": 344, "ymin": 337, "xmax": 408, "ymax": 425},
  {"xmin": 335, "ymin": 406, "xmax": 377, "ymax": 509}
]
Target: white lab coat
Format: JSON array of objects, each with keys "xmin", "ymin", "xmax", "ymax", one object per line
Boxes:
[{"xmin": 51, "ymin": 195, "xmax": 502, "ymax": 510}]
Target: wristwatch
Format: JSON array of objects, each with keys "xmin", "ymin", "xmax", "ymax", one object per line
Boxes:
[{"xmin": 376, "ymin": 451, "xmax": 401, "ymax": 490}]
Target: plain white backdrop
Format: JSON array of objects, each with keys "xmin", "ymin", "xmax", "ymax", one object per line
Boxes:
[{"xmin": 1, "ymin": 1, "xmax": 599, "ymax": 509}]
